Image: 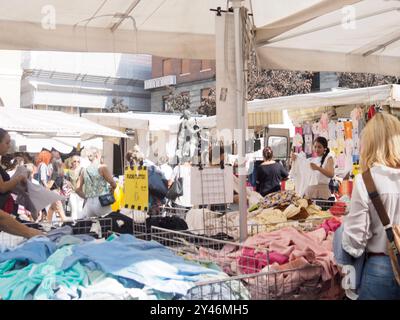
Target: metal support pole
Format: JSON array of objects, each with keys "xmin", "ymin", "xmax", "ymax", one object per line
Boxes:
[{"xmin": 232, "ymin": 0, "xmax": 247, "ymax": 242}]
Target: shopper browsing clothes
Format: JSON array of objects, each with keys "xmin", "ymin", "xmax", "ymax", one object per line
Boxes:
[
  {"xmin": 65, "ymin": 155, "xmax": 84, "ymax": 220},
  {"xmin": 0, "ymin": 128, "xmax": 42, "ymax": 238},
  {"xmin": 47, "ymin": 150, "xmax": 67, "ymax": 222},
  {"xmin": 256, "ymin": 147, "xmax": 289, "ymax": 197},
  {"xmin": 76, "ymin": 147, "xmax": 116, "ymax": 218},
  {"xmin": 291, "ymin": 136, "xmax": 335, "ymax": 200},
  {"xmin": 342, "ymin": 113, "xmax": 400, "ymax": 300},
  {"xmin": 35, "ymin": 150, "xmax": 67, "ymax": 222}
]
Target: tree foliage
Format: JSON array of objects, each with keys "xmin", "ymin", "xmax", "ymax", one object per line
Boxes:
[{"xmin": 338, "ymin": 72, "xmax": 398, "ymax": 88}]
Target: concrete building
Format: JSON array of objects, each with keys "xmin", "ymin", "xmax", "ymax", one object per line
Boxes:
[
  {"xmin": 0, "ymin": 50, "xmax": 22, "ymax": 108},
  {"xmin": 145, "ymin": 56, "xmax": 216, "ymax": 112},
  {"xmin": 20, "ymin": 51, "xmax": 152, "ymax": 114}
]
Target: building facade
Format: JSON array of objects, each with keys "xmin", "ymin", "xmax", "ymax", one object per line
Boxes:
[
  {"xmin": 20, "ymin": 51, "xmax": 152, "ymax": 114},
  {"xmin": 146, "ymin": 56, "xmax": 216, "ymax": 113}
]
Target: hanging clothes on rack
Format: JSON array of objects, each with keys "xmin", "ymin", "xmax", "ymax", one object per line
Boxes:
[
  {"xmin": 294, "ymin": 127, "xmax": 304, "ymax": 153},
  {"xmin": 337, "ymin": 152, "xmax": 346, "ymax": 170},
  {"xmin": 320, "ymin": 113, "xmax": 329, "ymax": 131},
  {"xmin": 328, "ymin": 120, "xmax": 337, "ymax": 141},
  {"xmin": 367, "ymin": 105, "xmax": 376, "ymax": 120},
  {"xmin": 336, "ymin": 121, "xmax": 344, "ymax": 140},
  {"xmin": 344, "ymin": 121, "xmax": 353, "ymax": 140},
  {"xmin": 319, "ymin": 113, "xmax": 329, "ymax": 139},
  {"xmin": 312, "ymin": 121, "xmax": 321, "ymax": 139},
  {"xmin": 303, "ymin": 122, "xmax": 313, "ymax": 156}
]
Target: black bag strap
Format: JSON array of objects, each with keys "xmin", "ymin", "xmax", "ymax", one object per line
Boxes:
[{"xmin": 362, "ymin": 169, "xmax": 396, "ymax": 243}]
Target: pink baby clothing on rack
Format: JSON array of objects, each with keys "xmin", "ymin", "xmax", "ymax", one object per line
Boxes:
[
  {"xmin": 320, "ymin": 112, "xmax": 329, "ymax": 131},
  {"xmin": 328, "ymin": 121, "xmax": 336, "ymax": 141}
]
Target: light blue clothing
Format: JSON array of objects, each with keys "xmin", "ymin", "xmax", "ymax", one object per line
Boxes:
[
  {"xmin": 83, "ymin": 164, "xmax": 109, "ymax": 198},
  {"xmin": 62, "ymin": 234, "xmax": 220, "ymax": 295},
  {"xmin": 358, "ymin": 256, "xmax": 400, "ymax": 300},
  {"xmin": 0, "ymin": 245, "xmax": 88, "ymax": 300},
  {"xmin": 0, "ymin": 237, "xmax": 57, "ymax": 265}
]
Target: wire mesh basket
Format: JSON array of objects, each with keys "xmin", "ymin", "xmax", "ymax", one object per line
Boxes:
[
  {"xmin": 312, "ymin": 199, "xmax": 348, "ymax": 216},
  {"xmin": 127, "ymin": 205, "xmax": 191, "ymax": 240},
  {"xmin": 186, "ymin": 267, "xmax": 330, "ymax": 300},
  {"xmin": 0, "ymin": 217, "xmax": 113, "ymax": 251},
  {"xmin": 150, "ymin": 226, "xmax": 337, "ymax": 300}
]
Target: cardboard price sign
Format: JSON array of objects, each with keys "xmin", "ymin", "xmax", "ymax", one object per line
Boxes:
[{"xmin": 123, "ymin": 166, "xmax": 149, "ymax": 211}]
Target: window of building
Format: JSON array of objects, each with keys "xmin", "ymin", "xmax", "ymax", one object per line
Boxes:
[
  {"xmin": 163, "ymin": 59, "xmax": 173, "ymax": 76},
  {"xmin": 162, "ymin": 95, "xmax": 169, "ymax": 111},
  {"xmin": 201, "ymin": 60, "xmax": 212, "ymax": 71},
  {"xmin": 181, "ymin": 59, "xmax": 190, "ymax": 75},
  {"xmin": 201, "ymin": 88, "xmax": 211, "ymax": 99}
]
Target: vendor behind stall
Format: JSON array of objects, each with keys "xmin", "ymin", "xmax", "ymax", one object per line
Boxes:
[
  {"xmin": 255, "ymin": 147, "xmax": 289, "ymax": 197},
  {"xmin": 291, "ymin": 137, "xmax": 335, "ymax": 200}
]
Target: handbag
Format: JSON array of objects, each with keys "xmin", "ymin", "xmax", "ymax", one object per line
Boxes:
[
  {"xmin": 98, "ymin": 193, "xmax": 116, "ymax": 207},
  {"xmin": 86, "ymin": 168, "xmax": 115, "ymax": 207},
  {"xmin": 166, "ymin": 165, "xmax": 183, "ymax": 200},
  {"xmin": 148, "ymin": 165, "xmax": 168, "ymax": 199},
  {"xmin": 362, "ymin": 169, "xmax": 400, "ymax": 285}
]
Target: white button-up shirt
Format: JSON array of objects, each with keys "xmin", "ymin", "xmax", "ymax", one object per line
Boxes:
[{"xmin": 343, "ymin": 165, "xmax": 400, "ymax": 257}]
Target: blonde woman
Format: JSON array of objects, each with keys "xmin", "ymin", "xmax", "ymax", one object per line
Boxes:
[
  {"xmin": 76, "ymin": 148, "xmax": 116, "ymax": 218},
  {"xmin": 342, "ymin": 112, "xmax": 400, "ymax": 300},
  {"xmin": 65, "ymin": 155, "xmax": 84, "ymax": 220}
]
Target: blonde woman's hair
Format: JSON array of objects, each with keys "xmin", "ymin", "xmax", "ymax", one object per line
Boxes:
[{"xmin": 360, "ymin": 112, "xmax": 400, "ymax": 172}]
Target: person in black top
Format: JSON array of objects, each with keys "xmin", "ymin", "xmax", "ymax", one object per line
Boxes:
[
  {"xmin": 0, "ymin": 128, "xmax": 43, "ymax": 238},
  {"xmin": 256, "ymin": 147, "xmax": 289, "ymax": 197}
]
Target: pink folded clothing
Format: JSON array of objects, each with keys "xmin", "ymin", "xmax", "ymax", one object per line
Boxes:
[
  {"xmin": 238, "ymin": 247, "xmax": 289, "ymax": 274},
  {"xmin": 319, "ymin": 217, "xmax": 342, "ymax": 234},
  {"xmin": 242, "ymin": 227, "xmax": 339, "ymax": 281}
]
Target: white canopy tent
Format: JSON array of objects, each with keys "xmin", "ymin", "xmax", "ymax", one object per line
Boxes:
[
  {"xmin": 82, "ymin": 111, "xmax": 216, "ymax": 133},
  {"xmin": 0, "ymin": 107, "xmax": 128, "ymax": 141},
  {"xmin": 249, "ymin": 84, "xmax": 400, "ymax": 113},
  {"xmin": 0, "ymin": 0, "xmax": 398, "ymax": 76}
]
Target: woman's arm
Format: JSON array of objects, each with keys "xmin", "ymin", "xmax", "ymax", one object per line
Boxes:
[
  {"xmin": 0, "ymin": 174, "xmax": 26, "ymax": 194},
  {"xmin": 0, "ymin": 209, "xmax": 43, "ymax": 238},
  {"xmin": 75, "ymin": 171, "xmax": 86, "ymax": 199},
  {"xmin": 280, "ymin": 163, "xmax": 289, "ymax": 180},
  {"xmin": 99, "ymin": 165, "xmax": 117, "ymax": 192},
  {"xmin": 342, "ymin": 175, "xmax": 372, "ymax": 257},
  {"xmin": 311, "ymin": 157, "xmax": 334, "ymax": 178}
]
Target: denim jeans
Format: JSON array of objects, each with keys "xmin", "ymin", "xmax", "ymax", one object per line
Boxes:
[{"xmin": 358, "ymin": 256, "xmax": 400, "ymax": 300}]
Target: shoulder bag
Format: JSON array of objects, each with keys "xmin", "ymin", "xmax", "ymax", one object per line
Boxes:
[
  {"xmin": 166, "ymin": 165, "xmax": 183, "ymax": 200},
  {"xmin": 86, "ymin": 168, "xmax": 115, "ymax": 207}
]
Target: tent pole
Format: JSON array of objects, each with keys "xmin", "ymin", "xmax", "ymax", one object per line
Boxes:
[{"xmin": 232, "ymin": 0, "xmax": 248, "ymax": 242}]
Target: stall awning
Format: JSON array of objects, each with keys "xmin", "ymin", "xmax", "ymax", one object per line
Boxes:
[
  {"xmin": 248, "ymin": 111, "xmax": 283, "ymax": 128},
  {"xmin": 0, "ymin": 107, "xmax": 127, "ymax": 140},
  {"xmin": 247, "ymin": 85, "xmax": 400, "ymax": 113},
  {"xmin": 83, "ymin": 112, "xmax": 215, "ymax": 133},
  {"xmin": 0, "ymin": 1, "xmax": 399, "ymax": 76}
]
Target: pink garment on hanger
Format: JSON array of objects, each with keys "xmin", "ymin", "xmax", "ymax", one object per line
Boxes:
[
  {"xmin": 320, "ymin": 113, "xmax": 329, "ymax": 130},
  {"xmin": 337, "ymin": 153, "xmax": 346, "ymax": 169},
  {"xmin": 294, "ymin": 127, "xmax": 303, "ymax": 153}
]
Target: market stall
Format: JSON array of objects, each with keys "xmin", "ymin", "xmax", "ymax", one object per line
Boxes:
[{"xmin": 1, "ymin": 0, "xmax": 400, "ymax": 301}]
